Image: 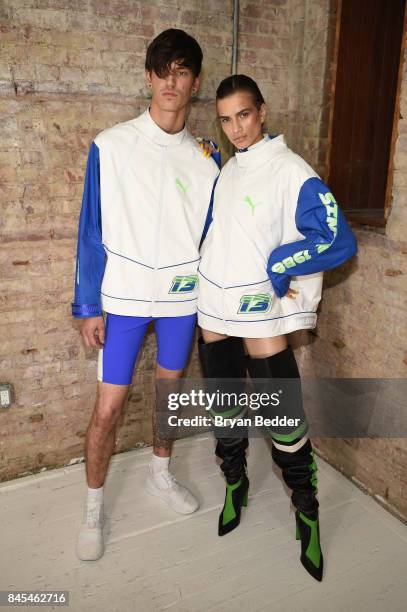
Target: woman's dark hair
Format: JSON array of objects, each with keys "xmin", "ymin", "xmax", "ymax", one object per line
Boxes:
[
  {"xmin": 216, "ymin": 74, "xmax": 265, "ymax": 109},
  {"xmin": 145, "ymin": 29, "xmax": 203, "ymax": 78}
]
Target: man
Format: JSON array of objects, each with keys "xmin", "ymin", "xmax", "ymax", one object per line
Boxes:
[{"xmin": 72, "ymin": 28, "xmax": 220, "ymax": 561}]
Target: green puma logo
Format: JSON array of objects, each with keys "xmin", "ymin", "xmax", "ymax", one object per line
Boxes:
[
  {"xmin": 244, "ymin": 196, "xmax": 261, "ymax": 215},
  {"xmin": 176, "ymin": 177, "xmax": 188, "ymax": 195}
]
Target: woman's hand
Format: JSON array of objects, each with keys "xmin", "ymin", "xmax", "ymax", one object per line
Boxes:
[{"xmin": 286, "ymin": 288, "xmax": 298, "ymax": 299}]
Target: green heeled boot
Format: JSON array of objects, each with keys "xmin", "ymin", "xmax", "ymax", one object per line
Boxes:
[
  {"xmin": 198, "ymin": 336, "xmax": 249, "ymax": 537},
  {"xmin": 219, "ymin": 470, "xmax": 249, "ymax": 536},
  {"xmin": 295, "ymin": 509, "xmax": 323, "ymax": 581},
  {"xmin": 247, "ymin": 349, "xmax": 324, "ymax": 581}
]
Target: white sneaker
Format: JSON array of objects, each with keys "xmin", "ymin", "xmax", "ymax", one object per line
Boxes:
[
  {"xmin": 76, "ymin": 503, "xmax": 104, "ymax": 561},
  {"xmin": 145, "ymin": 471, "xmax": 199, "ymax": 514}
]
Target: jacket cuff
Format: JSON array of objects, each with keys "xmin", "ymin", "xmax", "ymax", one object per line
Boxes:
[
  {"xmin": 71, "ymin": 303, "xmax": 103, "ymax": 318},
  {"xmin": 268, "ymin": 273, "xmax": 291, "ymax": 299}
]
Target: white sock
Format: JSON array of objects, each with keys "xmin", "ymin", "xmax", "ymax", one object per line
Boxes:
[
  {"xmin": 87, "ymin": 485, "xmax": 104, "ymax": 507},
  {"xmin": 149, "ymin": 454, "xmax": 170, "ymax": 475}
]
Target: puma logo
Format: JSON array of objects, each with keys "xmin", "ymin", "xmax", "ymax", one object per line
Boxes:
[
  {"xmin": 244, "ymin": 196, "xmax": 261, "ymax": 215},
  {"xmin": 176, "ymin": 177, "xmax": 189, "ymax": 195}
]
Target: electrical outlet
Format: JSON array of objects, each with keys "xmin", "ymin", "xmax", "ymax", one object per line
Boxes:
[{"xmin": 0, "ymin": 383, "xmax": 12, "ymax": 408}]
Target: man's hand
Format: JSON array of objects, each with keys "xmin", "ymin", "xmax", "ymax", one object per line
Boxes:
[
  {"xmin": 196, "ymin": 137, "xmax": 215, "ymax": 158},
  {"xmin": 81, "ymin": 316, "xmax": 105, "ymax": 348}
]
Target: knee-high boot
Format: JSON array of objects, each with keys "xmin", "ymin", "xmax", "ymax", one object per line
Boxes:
[
  {"xmin": 198, "ymin": 336, "xmax": 249, "ymax": 536},
  {"xmin": 247, "ymin": 346, "xmax": 323, "ymax": 582}
]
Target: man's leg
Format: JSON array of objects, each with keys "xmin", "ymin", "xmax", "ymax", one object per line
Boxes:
[
  {"xmin": 145, "ymin": 315, "xmax": 199, "ymax": 514},
  {"xmin": 77, "ymin": 314, "xmax": 149, "ymax": 561},
  {"xmin": 152, "ymin": 362, "xmax": 180, "ymax": 457},
  {"xmin": 85, "ymin": 382, "xmax": 130, "ymax": 488},
  {"xmin": 77, "ymin": 382, "xmax": 129, "ymax": 561}
]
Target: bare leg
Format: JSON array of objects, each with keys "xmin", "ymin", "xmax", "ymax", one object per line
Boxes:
[
  {"xmin": 244, "ymin": 335, "xmax": 287, "ymax": 358},
  {"xmin": 153, "ymin": 363, "xmax": 183, "ymax": 458},
  {"xmin": 77, "ymin": 381, "xmax": 129, "ymax": 560},
  {"xmin": 202, "ymin": 329, "xmax": 228, "ymax": 343},
  {"xmin": 146, "ymin": 362, "xmax": 199, "ymax": 514},
  {"xmin": 85, "ymin": 381, "xmax": 129, "ymax": 488},
  {"xmin": 202, "ymin": 332, "xmax": 286, "ymax": 356}
]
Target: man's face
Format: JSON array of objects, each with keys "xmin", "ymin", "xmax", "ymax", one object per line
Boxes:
[{"xmin": 147, "ymin": 61, "xmax": 200, "ymax": 113}]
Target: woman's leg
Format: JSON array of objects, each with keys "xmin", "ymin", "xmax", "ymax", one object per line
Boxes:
[
  {"xmin": 244, "ymin": 335, "xmax": 287, "ymax": 358},
  {"xmin": 198, "ymin": 329, "xmax": 249, "ymax": 535},
  {"xmin": 201, "ymin": 329, "xmax": 228, "ymax": 343},
  {"xmin": 245, "ymin": 335, "xmax": 323, "ymax": 582}
]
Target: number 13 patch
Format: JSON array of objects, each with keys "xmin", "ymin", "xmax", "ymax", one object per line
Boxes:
[
  {"xmin": 238, "ymin": 293, "xmax": 272, "ymax": 314},
  {"xmin": 169, "ymin": 275, "xmax": 198, "ymax": 293}
]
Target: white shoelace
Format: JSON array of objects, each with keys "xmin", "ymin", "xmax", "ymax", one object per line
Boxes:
[
  {"xmin": 85, "ymin": 505, "xmax": 102, "ymax": 528},
  {"xmin": 153, "ymin": 470, "xmax": 178, "ymax": 490}
]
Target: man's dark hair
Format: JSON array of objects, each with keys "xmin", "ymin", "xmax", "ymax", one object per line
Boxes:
[
  {"xmin": 145, "ymin": 29, "xmax": 203, "ymax": 78},
  {"xmin": 216, "ymin": 74, "xmax": 265, "ymax": 109}
]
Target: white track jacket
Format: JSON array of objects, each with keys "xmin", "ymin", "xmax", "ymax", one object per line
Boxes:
[
  {"xmin": 72, "ymin": 109, "xmax": 220, "ymax": 318},
  {"xmin": 198, "ymin": 135, "xmax": 357, "ymax": 337}
]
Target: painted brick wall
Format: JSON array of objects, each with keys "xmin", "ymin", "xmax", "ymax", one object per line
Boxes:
[
  {"xmin": 236, "ymin": 0, "xmax": 337, "ymax": 176},
  {"xmin": 296, "ymin": 13, "xmax": 407, "ymax": 520},
  {"xmin": 1, "ymin": 0, "xmax": 406, "ymax": 524},
  {"xmin": 236, "ymin": 0, "xmax": 407, "ymax": 520},
  {"xmin": 0, "ymin": 0, "xmax": 233, "ymax": 480}
]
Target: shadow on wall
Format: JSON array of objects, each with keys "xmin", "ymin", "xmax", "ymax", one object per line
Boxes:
[
  {"xmin": 323, "ymin": 256, "xmax": 358, "ymax": 291},
  {"xmin": 295, "ymin": 250, "xmax": 359, "ymax": 374}
]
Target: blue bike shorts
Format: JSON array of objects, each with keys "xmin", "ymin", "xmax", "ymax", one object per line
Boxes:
[{"xmin": 97, "ymin": 313, "xmax": 197, "ymax": 385}]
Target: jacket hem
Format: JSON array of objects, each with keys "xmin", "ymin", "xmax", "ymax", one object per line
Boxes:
[
  {"xmin": 197, "ymin": 310, "xmax": 317, "ymax": 338},
  {"xmin": 102, "ymin": 296, "xmax": 198, "ymax": 317}
]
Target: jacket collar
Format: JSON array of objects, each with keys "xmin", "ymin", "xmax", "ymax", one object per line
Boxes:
[
  {"xmin": 235, "ymin": 134, "xmax": 287, "ymax": 168},
  {"xmin": 136, "ymin": 108, "xmax": 188, "ymax": 146}
]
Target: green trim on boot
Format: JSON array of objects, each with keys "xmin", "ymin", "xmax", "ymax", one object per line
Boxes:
[
  {"xmin": 209, "ymin": 404, "xmax": 245, "ymax": 420},
  {"xmin": 296, "ymin": 510, "xmax": 323, "ymax": 582},
  {"xmin": 222, "ymin": 479, "xmax": 241, "ymax": 525},
  {"xmin": 218, "ymin": 473, "xmax": 249, "ymax": 536},
  {"xmin": 265, "ymin": 420, "xmax": 308, "ymax": 443},
  {"xmin": 295, "ymin": 522, "xmax": 300, "ymax": 540}
]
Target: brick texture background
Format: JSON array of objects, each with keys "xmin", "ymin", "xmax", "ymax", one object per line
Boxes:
[
  {"xmin": 1, "ymin": 0, "xmax": 406, "ymax": 519},
  {"xmin": 0, "ymin": 0, "xmax": 233, "ymax": 480},
  {"xmin": 237, "ymin": 0, "xmax": 337, "ymax": 176},
  {"xmin": 297, "ymin": 29, "xmax": 407, "ymax": 519}
]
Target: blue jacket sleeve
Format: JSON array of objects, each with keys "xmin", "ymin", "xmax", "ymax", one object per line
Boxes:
[
  {"xmin": 267, "ymin": 177, "xmax": 357, "ymax": 298},
  {"xmin": 71, "ymin": 142, "xmax": 106, "ymax": 318},
  {"xmin": 209, "ymin": 140, "xmax": 221, "ymax": 170},
  {"xmin": 198, "ymin": 140, "xmax": 221, "ymax": 249},
  {"xmin": 199, "ymin": 176, "xmax": 219, "ymax": 249}
]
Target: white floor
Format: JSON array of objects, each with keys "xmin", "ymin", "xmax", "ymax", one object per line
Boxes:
[{"xmin": 1, "ymin": 435, "xmax": 407, "ymax": 612}]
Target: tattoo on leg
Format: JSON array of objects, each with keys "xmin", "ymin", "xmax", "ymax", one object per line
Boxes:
[
  {"xmin": 152, "ymin": 435, "xmax": 173, "ymax": 451},
  {"xmin": 152, "ymin": 409, "xmax": 173, "ymax": 451}
]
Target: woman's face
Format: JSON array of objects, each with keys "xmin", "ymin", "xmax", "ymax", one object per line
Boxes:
[{"xmin": 217, "ymin": 91, "xmax": 266, "ymax": 150}]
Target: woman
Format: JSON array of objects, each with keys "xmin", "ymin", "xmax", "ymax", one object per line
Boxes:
[{"xmin": 198, "ymin": 75, "xmax": 357, "ymax": 582}]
